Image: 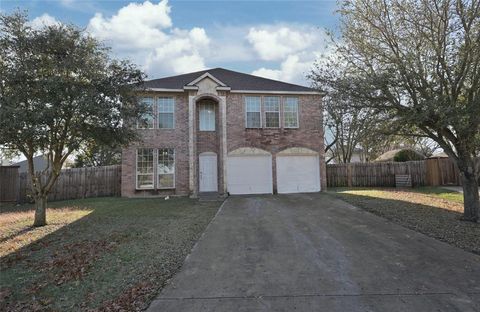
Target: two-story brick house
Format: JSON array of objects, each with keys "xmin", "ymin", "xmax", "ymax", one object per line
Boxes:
[{"xmin": 121, "ymin": 68, "xmax": 326, "ymax": 197}]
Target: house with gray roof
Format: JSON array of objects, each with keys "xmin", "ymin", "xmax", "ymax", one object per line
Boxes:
[{"xmin": 121, "ymin": 68, "xmax": 326, "ymax": 197}]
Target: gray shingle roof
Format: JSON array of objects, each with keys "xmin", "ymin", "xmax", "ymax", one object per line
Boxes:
[{"xmin": 143, "ymin": 68, "xmax": 316, "ymax": 92}]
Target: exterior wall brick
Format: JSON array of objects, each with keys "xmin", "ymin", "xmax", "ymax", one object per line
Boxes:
[
  {"xmin": 226, "ymin": 93, "xmax": 326, "ymax": 192},
  {"xmin": 121, "ymin": 92, "xmax": 190, "ymax": 197},
  {"xmin": 122, "ymin": 90, "xmax": 326, "ymax": 197}
]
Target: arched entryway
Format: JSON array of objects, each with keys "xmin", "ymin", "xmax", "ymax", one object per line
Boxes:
[{"xmin": 194, "ymin": 94, "xmax": 222, "ymax": 194}]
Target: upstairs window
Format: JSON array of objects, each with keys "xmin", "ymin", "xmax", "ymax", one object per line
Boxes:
[
  {"xmin": 245, "ymin": 96, "xmax": 261, "ymax": 128},
  {"xmin": 158, "ymin": 148, "xmax": 175, "ymax": 188},
  {"xmin": 157, "ymin": 97, "xmax": 175, "ymax": 129},
  {"xmin": 199, "ymin": 102, "xmax": 215, "ymax": 131},
  {"xmin": 136, "ymin": 148, "xmax": 154, "ymax": 189},
  {"xmin": 137, "ymin": 97, "xmax": 154, "ymax": 129},
  {"xmin": 264, "ymin": 97, "xmax": 280, "ymax": 128},
  {"xmin": 284, "ymin": 97, "xmax": 299, "ymax": 128}
]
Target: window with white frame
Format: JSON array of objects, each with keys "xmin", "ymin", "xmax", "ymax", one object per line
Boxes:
[
  {"xmin": 284, "ymin": 97, "xmax": 299, "ymax": 128},
  {"xmin": 199, "ymin": 102, "xmax": 215, "ymax": 131},
  {"xmin": 137, "ymin": 97, "xmax": 154, "ymax": 129},
  {"xmin": 157, "ymin": 97, "xmax": 175, "ymax": 129},
  {"xmin": 264, "ymin": 97, "xmax": 280, "ymax": 128},
  {"xmin": 136, "ymin": 148, "xmax": 154, "ymax": 189},
  {"xmin": 157, "ymin": 148, "xmax": 175, "ymax": 188},
  {"xmin": 245, "ymin": 96, "xmax": 261, "ymax": 128}
]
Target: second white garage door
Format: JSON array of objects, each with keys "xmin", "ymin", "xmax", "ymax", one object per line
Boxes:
[
  {"xmin": 276, "ymin": 155, "xmax": 320, "ymax": 194},
  {"xmin": 227, "ymin": 155, "xmax": 273, "ymax": 195}
]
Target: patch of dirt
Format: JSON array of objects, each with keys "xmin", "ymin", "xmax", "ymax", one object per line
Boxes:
[
  {"xmin": 94, "ymin": 281, "xmax": 157, "ymax": 312},
  {"xmin": 1, "ymin": 233, "xmax": 129, "ymax": 312},
  {"xmin": 38, "ymin": 233, "xmax": 129, "ymax": 286}
]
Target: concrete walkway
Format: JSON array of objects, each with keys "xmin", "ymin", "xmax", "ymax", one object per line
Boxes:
[{"xmin": 148, "ymin": 193, "xmax": 480, "ymax": 312}]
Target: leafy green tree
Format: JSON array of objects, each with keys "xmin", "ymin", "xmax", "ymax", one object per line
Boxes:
[
  {"xmin": 0, "ymin": 12, "xmax": 145, "ymax": 226},
  {"xmin": 311, "ymin": 0, "xmax": 480, "ymax": 221},
  {"xmin": 73, "ymin": 142, "xmax": 121, "ymax": 168}
]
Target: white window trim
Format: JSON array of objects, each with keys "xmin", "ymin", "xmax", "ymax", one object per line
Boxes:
[
  {"xmin": 199, "ymin": 102, "xmax": 216, "ymax": 131},
  {"xmin": 157, "ymin": 148, "xmax": 176, "ymax": 189},
  {"xmin": 283, "ymin": 97, "xmax": 299, "ymax": 129},
  {"xmin": 264, "ymin": 96, "xmax": 281, "ymax": 128},
  {"xmin": 157, "ymin": 97, "xmax": 175, "ymax": 130},
  {"xmin": 244, "ymin": 96, "xmax": 262, "ymax": 128},
  {"xmin": 136, "ymin": 148, "xmax": 155, "ymax": 190},
  {"xmin": 136, "ymin": 97, "xmax": 155, "ymax": 129},
  {"xmin": 136, "ymin": 148, "xmax": 176, "ymax": 190}
]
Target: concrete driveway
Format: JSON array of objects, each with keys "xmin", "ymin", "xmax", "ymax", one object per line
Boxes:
[{"xmin": 148, "ymin": 193, "xmax": 480, "ymax": 312}]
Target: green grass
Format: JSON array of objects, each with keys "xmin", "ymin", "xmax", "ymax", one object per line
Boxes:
[
  {"xmin": 328, "ymin": 187, "xmax": 479, "ymax": 255},
  {"xmin": 0, "ymin": 197, "xmax": 221, "ymax": 311},
  {"xmin": 410, "ymin": 186, "xmax": 464, "ymax": 203}
]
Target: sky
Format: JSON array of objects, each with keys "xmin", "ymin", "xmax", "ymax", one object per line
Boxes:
[{"xmin": 0, "ymin": 0, "xmax": 339, "ymax": 86}]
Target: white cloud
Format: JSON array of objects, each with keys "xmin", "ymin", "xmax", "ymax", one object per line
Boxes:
[
  {"xmin": 88, "ymin": 0, "xmax": 172, "ymax": 50},
  {"xmin": 252, "ymin": 55, "xmax": 312, "ymax": 83},
  {"xmin": 87, "ymin": 0, "xmax": 208, "ymax": 76},
  {"xmin": 29, "ymin": 14, "xmax": 60, "ymax": 29},
  {"xmin": 30, "ymin": 0, "xmax": 332, "ymax": 84},
  {"xmin": 248, "ymin": 25, "xmax": 333, "ymax": 85},
  {"xmin": 247, "ymin": 26, "xmax": 321, "ymax": 61}
]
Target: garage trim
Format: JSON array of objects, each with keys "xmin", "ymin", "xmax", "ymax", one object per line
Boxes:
[
  {"xmin": 277, "ymin": 147, "xmax": 318, "ymax": 156},
  {"xmin": 227, "ymin": 148, "xmax": 273, "ymax": 195},
  {"xmin": 228, "ymin": 147, "xmax": 271, "ymax": 156},
  {"xmin": 276, "ymin": 147, "xmax": 320, "ymax": 194}
]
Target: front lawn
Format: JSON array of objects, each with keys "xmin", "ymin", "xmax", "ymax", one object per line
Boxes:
[
  {"xmin": 410, "ymin": 186, "xmax": 464, "ymax": 203},
  {"xmin": 0, "ymin": 197, "xmax": 221, "ymax": 311},
  {"xmin": 329, "ymin": 187, "xmax": 479, "ymax": 255}
]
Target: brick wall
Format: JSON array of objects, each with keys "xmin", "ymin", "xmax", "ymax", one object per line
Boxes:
[
  {"xmin": 226, "ymin": 93, "xmax": 326, "ymax": 191},
  {"xmin": 122, "ymin": 91, "xmax": 326, "ymax": 197},
  {"xmin": 121, "ymin": 93, "xmax": 190, "ymax": 197}
]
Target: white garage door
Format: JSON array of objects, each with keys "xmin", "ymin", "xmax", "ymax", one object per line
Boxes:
[
  {"xmin": 227, "ymin": 155, "xmax": 273, "ymax": 195},
  {"xmin": 277, "ymin": 155, "xmax": 320, "ymax": 193}
]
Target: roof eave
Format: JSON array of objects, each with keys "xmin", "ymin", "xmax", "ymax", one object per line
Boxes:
[{"xmin": 230, "ymin": 90, "xmax": 325, "ymax": 95}]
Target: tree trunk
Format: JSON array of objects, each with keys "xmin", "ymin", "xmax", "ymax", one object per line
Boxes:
[
  {"xmin": 33, "ymin": 195, "xmax": 47, "ymax": 227},
  {"xmin": 461, "ymin": 171, "xmax": 479, "ymax": 222}
]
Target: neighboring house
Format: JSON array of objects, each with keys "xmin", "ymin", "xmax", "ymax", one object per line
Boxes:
[
  {"xmin": 13, "ymin": 155, "xmax": 48, "ymax": 173},
  {"xmin": 374, "ymin": 148, "xmax": 425, "ymax": 162},
  {"xmin": 327, "ymin": 148, "xmax": 365, "ymax": 164},
  {"xmin": 121, "ymin": 68, "xmax": 326, "ymax": 197},
  {"xmin": 428, "ymin": 151, "xmax": 449, "ymax": 159}
]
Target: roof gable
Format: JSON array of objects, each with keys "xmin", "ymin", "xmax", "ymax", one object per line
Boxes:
[
  {"xmin": 187, "ymin": 72, "xmax": 227, "ymax": 87},
  {"xmin": 143, "ymin": 68, "xmax": 318, "ymax": 93}
]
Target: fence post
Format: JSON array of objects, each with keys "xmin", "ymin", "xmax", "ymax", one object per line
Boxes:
[{"xmin": 347, "ymin": 164, "xmax": 352, "ymax": 187}]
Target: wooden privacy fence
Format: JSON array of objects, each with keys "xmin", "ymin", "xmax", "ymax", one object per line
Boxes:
[
  {"xmin": 326, "ymin": 158, "xmax": 471, "ymax": 188},
  {"xmin": 14, "ymin": 165, "xmax": 121, "ymax": 203},
  {"xmin": 327, "ymin": 161, "xmax": 427, "ymax": 187},
  {"xmin": 0, "ymin": 166, "xmax": 20, "ymax": 202},
  {"xmin": 425, "ymin": 157, "xmax": 461, "ymax": 186}
]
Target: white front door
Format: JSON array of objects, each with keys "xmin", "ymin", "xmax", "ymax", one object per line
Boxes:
[{"xmin": 199, "ymin": 153, "xmax": 218, "ymax": 192}]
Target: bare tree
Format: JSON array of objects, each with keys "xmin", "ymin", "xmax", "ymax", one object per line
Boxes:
[{"xmin": 311, "ymin": 0, "xmax": 480, "ymax": 221}]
